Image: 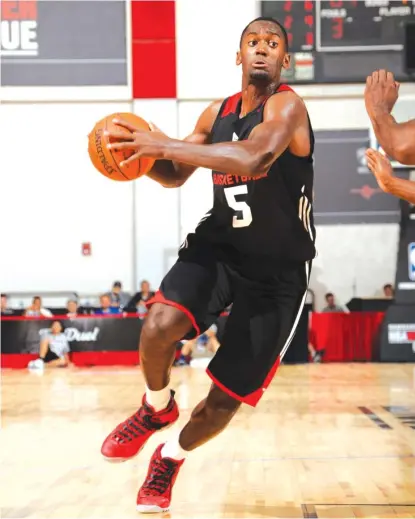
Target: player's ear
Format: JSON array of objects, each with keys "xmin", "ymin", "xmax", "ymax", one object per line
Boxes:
[
  {"xmin": 236, "ymin": 50, "xmax": 242, "ymax": 66},
  {"xmin": 282, "ymin": 53, "xmax": 291, "ymax": 70}
]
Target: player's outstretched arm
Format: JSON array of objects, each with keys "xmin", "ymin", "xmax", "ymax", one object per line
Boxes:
[
  {"xmin": 146, "ymin": 100, "xmax": 222, "ymax": 187},
  {"xmin": 365, "ymin": 69, "xmax": 415, "ymax": 165},
  {"xmin": 153, "ymin": 91, "xmax": 305, "ymax": 177},
  {"xmin": 106, "ymin": 101, "xmax": 221, "ymax": 188},
  {"xmin": 106, "ymin": 92, "xmax": 306, "ymax": 178}
]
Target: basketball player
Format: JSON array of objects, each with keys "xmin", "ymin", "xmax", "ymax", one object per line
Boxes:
[
  {"xmin": 102, "ymin": 17, "xmax": 315, "ymax": 512},
  {"xmin": 365, "ymin": 69, "xmax": 415, "ymax": 203}
]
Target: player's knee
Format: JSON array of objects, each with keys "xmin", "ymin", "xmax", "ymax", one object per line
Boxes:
[{"xmin": 142, "ymin": 303, "xmax": 193, "ymax": 345}]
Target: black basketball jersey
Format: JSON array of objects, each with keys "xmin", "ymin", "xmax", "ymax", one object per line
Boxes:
[{"xmin": 181, "ymin": 84, "xmax": 316, "ymax": 271}]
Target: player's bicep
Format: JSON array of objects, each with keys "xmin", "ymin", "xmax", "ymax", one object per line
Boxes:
[
  {"xmin": 248, "ymin": 119, "xmax": 294, "ymax": 154},
  {"xmin": 247, "ymin": 96, "xmax": 303, "ymax": 163}
]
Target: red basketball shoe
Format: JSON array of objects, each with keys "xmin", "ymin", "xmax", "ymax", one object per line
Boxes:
[
  {"xmin": 136, "ymin": 444, "xmax": 185, "ymax": 513},
  {"xmin": 101, "ymin": 391, "xmax": 179, "ymax": 461}
]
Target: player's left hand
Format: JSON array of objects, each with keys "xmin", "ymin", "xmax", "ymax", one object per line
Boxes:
[
  {"xmin": 365, "ymin": 148, "xmax": 394, "ymax": 192},
  {"xmin": 364, "ymin": 70, "xmax": 400, "ymax": 118},
  {"xmin": 105, "ymin": 119, "xmax": 170, "ymax": 166}
]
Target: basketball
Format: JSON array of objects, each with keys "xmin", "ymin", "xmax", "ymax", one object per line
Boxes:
[{"xmin": 88, "ymin": 112, "xmax": 155, "ymax": 182}]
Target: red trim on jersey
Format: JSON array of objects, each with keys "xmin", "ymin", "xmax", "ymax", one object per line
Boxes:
[
  {"xmin": 221, "ymin": 92, "xmax": 242, "ymax": 118},
  {"xmin": 206, "ymin": 356, "xmax": 281, "ymax": 408},
  {"xmin": 146, "ymin": 290, "xmax": 200, "ymax": 337},
  {"xmin": 256, "ymin": 83, "xmax": 295, "ymax": 111},
  {"xmin": 277, "ymin": 83, "xmax": 294, "ymax": 93}
]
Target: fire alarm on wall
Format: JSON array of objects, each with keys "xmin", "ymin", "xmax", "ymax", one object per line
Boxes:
[{"xmin": 82, "ymin": 242, "xmax": 92, "ymax": 256}]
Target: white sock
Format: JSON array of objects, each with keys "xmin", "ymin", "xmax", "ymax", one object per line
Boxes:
[
  {"xmin": 161, "ymin": 436, "xmax": 188, "ymax": 461},
  {"xmin": 145, "ymin": 385, "xmax": 171, "ymax": 412}
]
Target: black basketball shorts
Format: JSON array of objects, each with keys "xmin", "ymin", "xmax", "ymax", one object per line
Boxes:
[
  {"xmin": 43, "ymin": 348, "xmax": 60, "ymax": 363},
  {"xmin": 147, "ymin": 251, "xmax": 311, "ymax": 407}
]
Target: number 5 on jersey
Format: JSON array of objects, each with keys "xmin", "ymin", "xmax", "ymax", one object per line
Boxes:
[{"xmin": 224, "ymin": 185, "xmax": 253, "ymax": 228}]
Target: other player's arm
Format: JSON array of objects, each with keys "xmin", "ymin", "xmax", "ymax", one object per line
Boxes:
[
  {"xmin": 365, "ymin": 70, "xmax": 415, "ymax": 165},
  {"xmin": 106, "ymin": 92, "xmax": 306, "ymax": 178},
  {"xmin": 370, "ymin": 116, "xmax": 415, "ymax": 166},
  {"xmin": 366, "ymin": 148, "xmax": 415, "ymax": 204}
]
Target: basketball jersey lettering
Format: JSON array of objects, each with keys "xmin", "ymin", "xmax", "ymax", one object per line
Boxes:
[{"xmin": 212, "ymin": 173, "xmax": 268, "ymax": 185}]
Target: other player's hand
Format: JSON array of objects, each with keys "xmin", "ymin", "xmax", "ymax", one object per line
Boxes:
[
  {"xmin": 105, "ymin": 118, "xmax": 170, "ymax": 166},
  {"xmin": 365, "ymin": 148, "xmax": 394, "ymax": 192},
  {"xmin": 364, "ymin": 70, "xmax": 400, "ymax": 118}
]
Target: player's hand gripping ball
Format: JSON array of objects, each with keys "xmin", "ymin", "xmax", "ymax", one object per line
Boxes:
[{"xmin": 88, "ymin": 113, "xmax": 155, "ymax": 181}]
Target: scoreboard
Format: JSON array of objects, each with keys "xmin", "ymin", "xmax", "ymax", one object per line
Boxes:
[{"xmin": 261, "ymin": 0, "xmax": 415, "ymax": 83}]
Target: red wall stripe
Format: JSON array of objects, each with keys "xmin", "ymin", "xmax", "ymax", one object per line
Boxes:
[
  {"xmin": 1, "ymin": 350, "xmax": 187, "ymax": 369},
  {"xmin": 132, "ymin": 1, "xmax": 175, "ymax": 39},
  {"xmin": 131, "ymin": 1, "xmax": 176, "ymax": 99}
]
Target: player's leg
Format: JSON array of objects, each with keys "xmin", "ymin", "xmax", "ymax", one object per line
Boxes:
[
  {"xmin": 44, "ymin": 356, "xmax": 68, "ymax": 368},
  {"xmin": 101, "ymin": 258, "xmax": 223, "ymax": 462},
  {"xmin": 135, "ymin": 266, "xmax": 234, "ymax": 513},
  {"xmin": 138, "ymin": 261, "xmax": 310, "ymax": 494},
  {"xmin": 139, "ymin": 302, "xmax": 194, "ymax": 389},
  {"xmin": 175, "ymin": 336, "xmax": 197, "ymax": 365},
  {"xmin": 204, "ymin": 323, "xmax": 221, "ymax": 353},
  {"xmin": 180, "ymin": 339, "xmax": 196, "ymax": 357},
  {"xmin": 28, "ymin": 344, "xmax": 64, "ymax": 370}
]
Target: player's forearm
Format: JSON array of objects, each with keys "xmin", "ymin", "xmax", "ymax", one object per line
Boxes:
[
  {"xmin": 371, "ymin": 111, "xmax": 415, "ymax": 165},
  {"xmin": 383, "ymin": 176, "xmax": 415, "ymax": 204},
  {"xmin": 146, "ymin": 160, "xmax": 190, "ymax": 188},
  {"xmin": 161, "ymin": 139, "xmax": 272, "ymax": 177}
]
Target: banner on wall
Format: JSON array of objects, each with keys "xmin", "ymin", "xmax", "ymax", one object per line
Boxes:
[
  {"xmin": 313, "ymin": 130, "xmax": 400, "ymax": 225},
  {"xmin": 1, "ymin": 317, "xmax": 142, "ymax": 354},
  {"xmin": 380, "ymin": 304, "xmax": 415, "ymax": 362},
  {"xmin": 394, "ymin": 201, "xmax": 415, "ymax": 303},
  {"xmin": 1, "ymin": 0, "xmax": 127, "ymax": 86}
]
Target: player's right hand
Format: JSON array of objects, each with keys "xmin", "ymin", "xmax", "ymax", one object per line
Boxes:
[{"xmin": 364, "ymin": 69, "xmax": 400, "ymax": 117}]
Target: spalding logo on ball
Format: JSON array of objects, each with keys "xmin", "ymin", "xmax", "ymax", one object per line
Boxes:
[{"xmin": 88, "ymin": 113, "xmax": 155, "ymax": 181}]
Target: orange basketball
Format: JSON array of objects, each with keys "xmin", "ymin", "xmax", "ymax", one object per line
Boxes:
[{"xmin": 88, "ymin": 112, "xmax": 155, "ymax": 182}]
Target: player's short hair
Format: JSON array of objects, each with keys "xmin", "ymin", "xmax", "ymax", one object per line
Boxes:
[
  {"xmin": 325, "ymin": 292, "xmax": 334, "ymax": 300},
  {"xmin": 240, "ymin": 17, "xmax": 289, "ymax": 51}
]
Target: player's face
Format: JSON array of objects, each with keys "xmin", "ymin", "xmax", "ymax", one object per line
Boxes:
[
  {"xmin": 67, "ymin": 301, "xmax": 77, "ymax": 313},
  {"xmin": 51, "ymin": 321, "xmax": 62, "ymax": 334},
  {"xmin": 141, "ymin": 281, "xmax": 150, "ymax": 293},
  {"xmin": 237, "ymin": 21, "xmax": 290, "ymax": 84},
  {"xmin": 100, "ymin": 296, "xmax": 111, "ymax": 308}
]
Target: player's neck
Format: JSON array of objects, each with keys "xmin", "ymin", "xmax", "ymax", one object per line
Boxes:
[{"xmin": 240, "ymin": 82, "xmax": 279, "ymax": 117}]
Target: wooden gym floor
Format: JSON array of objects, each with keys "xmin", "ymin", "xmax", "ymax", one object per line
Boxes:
[{"xmin": 1, "ymin": 363, "xmax": 415, "ymax": 518}]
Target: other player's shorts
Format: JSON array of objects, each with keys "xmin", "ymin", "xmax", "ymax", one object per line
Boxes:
[
  {"xmin": 147, "ymin": 251, "xmax": 311, "ymax": 407},
  {"xmin": 43, "ymin": 348, "xmax": 61, "ymax": 363}
]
